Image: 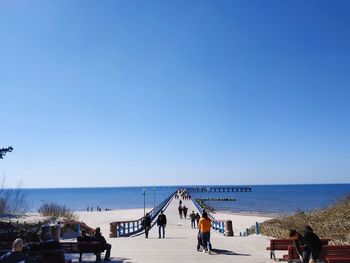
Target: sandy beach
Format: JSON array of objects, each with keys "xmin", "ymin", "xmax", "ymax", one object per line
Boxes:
[{"xmin": 3, "ymin": 200, "xmax": 275, "ymax": 262}]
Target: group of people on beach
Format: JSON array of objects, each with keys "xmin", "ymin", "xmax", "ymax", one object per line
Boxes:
[{"xmin": 87, "ymin": 206, "xmax": 112, "ymax": 212}]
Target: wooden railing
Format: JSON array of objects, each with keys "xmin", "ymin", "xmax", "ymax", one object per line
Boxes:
[{"xmin": 111, "ymin": 190, "xmax": 177, "ymax": 237}]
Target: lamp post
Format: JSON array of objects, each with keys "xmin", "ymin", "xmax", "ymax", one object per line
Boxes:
[
  {"xmin": 142, "ymin": 188, "xmax": 146, "ymax": 216},
  {"xmin": 207, "ymin": 187, "xmax": 210, "ymax": 211},
  {"xmin": 153, "ymin": 187, "xmax": 156, "ymax": 208}
]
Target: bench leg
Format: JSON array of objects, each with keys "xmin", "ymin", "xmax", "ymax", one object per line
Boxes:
[
  {"xmin": 79, "ymin": 253, "xmax": 82, "ymax": 262},
  {"xmin": 271, "ymin": 251, "xmax": 277, "ymax": 261},
  {"xmin": 96, "ymin": 253, "xmax": 101, "ymax": 262}
]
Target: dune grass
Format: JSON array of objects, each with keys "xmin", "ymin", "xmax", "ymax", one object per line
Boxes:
[{"xmin": 250, "ymin": 194, "xmax": 350, "ymax": 244}]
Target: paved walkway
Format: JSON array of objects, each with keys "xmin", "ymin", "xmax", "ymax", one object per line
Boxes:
[{"xmin": 79, "ymin": 197, "xmax": 271, "ymax": 263}]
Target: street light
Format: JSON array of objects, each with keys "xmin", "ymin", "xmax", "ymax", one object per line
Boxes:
[
  {"xmin": 153, "ymin": 187, "xmax": 156, "ymax": 208},
  {"xmin": 142, "ymin": 188, "xmax": 146, "ymax": 216}
]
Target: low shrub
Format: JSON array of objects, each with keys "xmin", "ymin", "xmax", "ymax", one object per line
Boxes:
[{"xmin": 38, "ymin": 202, "xmax": 77, "ymax": 220}]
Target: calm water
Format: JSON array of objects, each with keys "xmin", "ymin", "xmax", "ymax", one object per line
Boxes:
[{"xmin": 21, "ymin": 184, "xmax": 349, "ymax": 215}]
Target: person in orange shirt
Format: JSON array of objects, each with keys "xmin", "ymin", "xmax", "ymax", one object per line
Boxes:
[{"xmin": 198, "ymin": 212, "xmax": 212, "ymax": 253}]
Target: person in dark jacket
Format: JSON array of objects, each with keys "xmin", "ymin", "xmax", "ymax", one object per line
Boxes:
[
  {"xmin": 0, "ymin": 238, "xmax": 26, "ymax": 263},
  {"xmin": 142, "ymin": 213, "xmax": 152, "ymax": 238},
  {"xmin": 182, "ymin": 206, "xmax": 188, "ymax": 219},
  {"xmin": 178, "ymin": 205, "xmax": 183, "ymax": 219},
  {"xmin": 195, "ymin": 213, "xmax": 200, "ymax": 227},
  {"xmin": 190, "ymin": 211, "xmax": 196, "ymax": 228},
  {"xmin": 157, "ymin": 210, "xmax": 167, "ymax": 238},
  {"xmin": 289, "ymin": 229, "xmax": 322, "ymax": 263},
  {"xmin": 77, "ymin": 229, "xmax": 93, "ymax": 262},
  {"xmin": 94, "ymin": 227, "xmax": 111, "ymax": 261},
  {"xmin": 77, "ymin": 229, "xmax": 92, "ymax": 242}
]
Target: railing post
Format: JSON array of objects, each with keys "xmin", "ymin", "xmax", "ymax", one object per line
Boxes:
[{"xmin": 117, "ymin": 223, "xmax": 120, "ymax": 237}]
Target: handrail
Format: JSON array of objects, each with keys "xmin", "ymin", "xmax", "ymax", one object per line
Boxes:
[{"xmin": 110, "ymin": 189, "xmax": 177, "ymax": 237}]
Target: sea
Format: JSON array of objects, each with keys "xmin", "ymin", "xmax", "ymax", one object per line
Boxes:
[{"xmin": 20, "ymin": 184, "xmax": 350, "ymax": 216}]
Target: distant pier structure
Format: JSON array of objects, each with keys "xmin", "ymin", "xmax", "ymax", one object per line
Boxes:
[{"xmin": 185, "ymin": 187, "xmax": 252, "ymax": 193}]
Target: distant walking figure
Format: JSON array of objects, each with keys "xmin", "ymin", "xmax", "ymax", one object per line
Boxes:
[
  {"xmin": 178, "ymin": 205, "xmax": 183, "ymax": 219},
  {"xmin": 183, "ymin": 206, "xmax": 188, "ymax": 219},
  {"xmin": 198, "ymin": 212, "xmax": 212, "ymax": 254},
  {"xmin": 157, "ymin": 210, "xmax": 167, "ymax": 238},
  {"xmin": 190, "ymin": 211, "xmax": 196, "ymax": 228},
  {"xmin": 142, "ymin": 213, "xmax": 151, "ymax": 238},
  {"xmin": 195, "ymin": 213, "xmax": 200, "ymax": 227}
]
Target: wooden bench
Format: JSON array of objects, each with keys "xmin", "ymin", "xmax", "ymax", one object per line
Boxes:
[
  {"xmin": 266, "ymin": 238, "xmax": 330, "ymax": 261},
  {"xmin": 325, "ymin": 257, "xmax": 350, "ymax": 263},
  {"xmin": 61, "ymin": 241, "xmax": 106, "ymax": 262},
  {"xmin": 1, "ymin": 241, "xmax": 106, "ymax": 261},
  {"xmin": 287, "ymin": 245, "xmax": 350, "ymax": 263},
  {"xmin": 0, "ymin": 249, "xmax": 71, "ymax": 263},
  {"xmin": 27, "ymin": 249, "xmax": 70, "ymax": 263},
  {"xmin": 323, "ymin": 245, "xmax": 350, "ymax": 263}
]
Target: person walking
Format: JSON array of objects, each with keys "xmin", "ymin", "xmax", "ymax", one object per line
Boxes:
[
  {"xmin": 178, "ymin": 205, "xmax": 183, "ymax": 219},
  {"xmin": 183, "ymin": 206, "xmax": 188, "ymax": 219},
  {"xmin": 157, "ymin": 210, "xmax": 167, "ymax": 238},
  {"xmin": 289, "ymin": 229, "xmax": 322, "ymax": 263},
  {"xmin": 198, "ymin": 212, "xmax": 212, "ymax": 254},
  {"xmin": 142, "ymin": 213, "xmax": 151, "ymax": 238},
  {"xmin": 195, "ymin": 212, "xmax": 200, "ymax": 227},
  {"xmin": 190, "ymin": 211, "xmax": 196, "ymax": 228}
]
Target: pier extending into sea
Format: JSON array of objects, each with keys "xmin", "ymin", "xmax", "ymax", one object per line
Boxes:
[
  {"xmin": 186, "ymin": 186, "xmax": 252, "ymax": 193},
  {"xmin": 94, "ymin": 193, "xmax": 270, "ymax": 263}
]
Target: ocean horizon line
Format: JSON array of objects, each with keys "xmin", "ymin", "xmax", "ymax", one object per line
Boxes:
[{"xmin": 14, "ymin": 182, "xmax": 350, "ymax": 190}]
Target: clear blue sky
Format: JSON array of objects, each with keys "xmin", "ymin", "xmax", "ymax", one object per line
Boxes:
[{"xmin": 0, "ymin": 0, "xmax": 349, "ymax": 188}]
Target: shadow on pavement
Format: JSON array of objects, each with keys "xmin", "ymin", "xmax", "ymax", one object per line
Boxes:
[
  {"xmin": 211, "ymin": 248, "xmax": 251, "ymax": 256},
  {"xmin": 81, "ymin": 257, "xmax": 133, "ymax": 263}
]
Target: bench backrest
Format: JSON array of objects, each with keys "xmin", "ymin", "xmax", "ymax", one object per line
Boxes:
[
  {"xmin": 270, "ymin": 239, "xmax": 330, "ymax": 251},
  {"xmin": 60, "ymin": 242, "xmax": 105, "ymax": 253},
  {"xmin": 321, "ymin": 245, "xmax": 350, "ymax": 257},
  {"xmin": 288, "ymin": 245, "xmax": 350, "ymax": 260}
]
